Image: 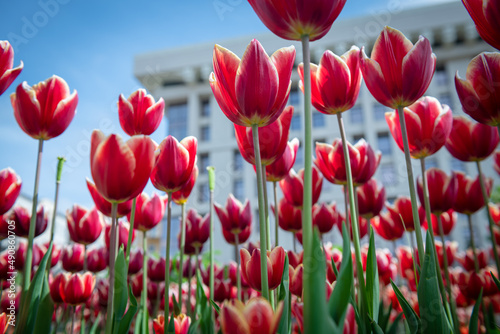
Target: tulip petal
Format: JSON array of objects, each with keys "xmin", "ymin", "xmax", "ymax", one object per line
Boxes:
[
  {"xmin": 360, "ymin": 48, "xmax": 393, "ymax": 108},
  {"xmin": 318, "ymin": 50, "xmax": 351, "ymax": 113},
  {"xmin": 221, "ymin": 302, "xmax": 250, "ymax": 334},
  {"xmin": 270, "ymin": 45, "xmax": 295, "ymax": 112},
  {"xmin": 48, "ymin": 90, "xmax": 78, "ymax": 139},
  {"xmin": 12, "ymin": 81, "xmax": 42, "ymax": 138},
  {"xmin": 118, "ymin": 93, "xmax": 135, "ymax": 135}
]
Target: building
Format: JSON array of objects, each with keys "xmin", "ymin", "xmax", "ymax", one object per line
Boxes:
[{"xmin": 134, "ymin": 1, "xmax": 499, "ymax": 262}]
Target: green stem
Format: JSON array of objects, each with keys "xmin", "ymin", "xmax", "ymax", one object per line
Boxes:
[
  {"xmin": 23, "ymin": 138, "xmax": 44, "ymax": 292},
  {"xmin": 178, "ymin": 203, "xmax": 186, "ymax": 302},
  {"xmin": 105, "ymin": 202, "xmax": 118, "ymax": 334},
  {"xmin": 164, "ymin": 192, "xmax": 172, "ymax": 334},
  {"xmin": 273, "ymin": 181, "xmax": 279, "ymax": 247},
  {"xmin": 142, "ymin": 231, "xmax": 148, "ymax": 334},
  {"xmin": 234, "ymin": 233, "xmax": 241, "ymax": 301},
  {"xmin": 476, "ymin": 161, "xmax": 500, "ymax": 272},
  {"xmin": 208, "ymin": 181, "xmax": 215, "ymax": 326},
  {"xmin": 262, "ymin": 165, "xmax": 272, "ymax": 250},
  {"xmin": 80, "ymin": 244, "xmax": 87, "ymax": 333},
  {"xmin": 397, "ymin": 106, "xmax": 425, "ymax": 262},
  {"xmin": 251, "ymin": 124, "xmax": 269, "ymax": 300},
  {"xmin": 336, "ymin": 112, "xmax": 368, "ymax": 320},
  {"xmin": 47, "ymin": 157, "xmax": 65, "ymax": 275},
  {"xmin": 343, "ymin": 185, "xmax": 351, "ymax": 241},
  {"xmin": 467, "ymin": 214, "xmax": 480, "ymax": 273},
  {"xmin": 292, "ymin": 232, "xmax": 297, "ymax": 253},
  {"xmin": 187, "ymin": 255, "xmax": 193, "ymax": 317},
  {"xmin": 125, "ymin": 197, "xmax": 137, "ymax": 269}
]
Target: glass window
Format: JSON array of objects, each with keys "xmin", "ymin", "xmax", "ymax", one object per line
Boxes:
[
  {"xmin": 380, "ymin": 163, "xmax": 398, "ymax": 186},
  {"xmin": 234, "ymin": 150, "xmax": 244, "ymax": 171},
  {"xmin": 349, "ymin": 105, "xmax": 364, "ymax": 124},
  {"xmin": 291, "ymin": 114, "xmax": 301, "ymax": 131},
  {"xmin": 200, "ymin": 125, "xmax": 210, "ymax": 141},
  {"xmin": 373, "ymin": 104, "xmax": 388, "ymax": 121},
  {"xmin": 199, "ymin": 153, "xmax": 209, "ymax": 174},
  {"xmin": 201, "ymin": 98, "xmax": 210, "ymax": 117},
  {"xmin": 377, "ymin": 132, "xmax": 392, "ymax": 156},
  {"xmin": 289, "ymin": 88, "xmax": 300, "ymax": 106},
  {"xmin": 312, "ymin": 111, "xmax": 325, "ymax": 127},
  {"xmin": 233, "ymin": 179, "xmax": 244, "ymax": 201},
  {"xmin": 167, "ymin": 102, "xmax": 188, "ymax": 139},
  {"xmin": 198, "ymin": 182, "xmax": 209, "ymax": 203}
]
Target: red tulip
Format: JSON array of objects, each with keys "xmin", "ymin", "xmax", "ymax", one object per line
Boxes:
[
  {"xmin": 236, "ymin": 106, "xmax": 293, "ymax": 166},
  {"xmin": 491, "ymin": 203, "xmax": 500, "ymax": 226},
  {"xmin": 212, "ymin": 278, "xmax": 233, "ymax": 302},
  {"xmin": 2, "ymin": 206, "xmax": 48, "ymax": 239},
  {"xmin": 360, "ymin": 26, "xmax": 436, "ymax": 109},
  {"xmin": 289, "ymin": 264, "xmax": 303, "ymax": 297},
  {"xmin": 458, "ymin": 248, "xmax": 489, "ymax": 272},
  {"xmin": 386, "ymin": 196, "xmax": 423, "ymax": 232},
  {"xmin": 240, "ymin": 247, "xmax": 285, "ymax": 291},
  {"xmin": 264, "ymin": 138, "xmax": 299, "ymax": 182},
  {"xmin": 182, "ymin": 209, "xmax": 210, "ymax": 255},
  {"xmin": 130, "ymin": 272, "xmax": 144, "ymax": 298},
  {"xmin": 128, "ymin": 249, "xmax": 143, "ymax": 275},
  {"xmin": 279, "ymin": 167, "xmax": 323, "ymax": 208},
  {"xmin": 148, "ymin": 257, "xmax": 168, "ymax": 282},
  {"xmin": 422, "ymin": 209, "xmax": 456, "ymax": 236},
  {"xmin": 118, "ymin": 88, "xmax": 165, "ymax": 136},
  {"xmin": 445, "ymin": 116, "xmax": 499, "ymax": 161},
  {"xmin": 104, "ymin": 220, "xmax": 135, "ymax": 253},
  {"xmin": 209, "ymin": 39, "xmax": 295, "ymax": 127},
  {"xmin": 222, "ymin": 225, "xmax": 252, "ymax": 245},
  {"xmin": 220, "ymin": 297, "xmax": 283, "ymax": 334},
  {"xmin": 66, "ymin": 204, "xmax": 103, "ymax": 245},
  {"xmin": 417, "ymin": 168, "xmax": 457, "ymax": 215},
  {"xmin": 0, "ymin": 40, "xmax": 23, "ymax": 96},
  {"xmin": 338, "ymin": 211, "xmax": 369, "ymax": 241},
  {"xmin": 434, "ymin": 240, "xmax": 458, "ymax": 268},
  {"xmin": 386, "ymin": 96, "xmax": 453, "ymax": 159},
  {"xmin": 315, "ymin": 138, "xmax": 381, "ymax": 186},
  {"xmin": 153, "ymin": 314, "xmax": 191, "ymax": 334},
  {"xmin": 86, "ymin": 179, "xmax": 132, "ymax": 217},
  {"xmin": 312, "ymin": 202, "xmax": 339, "ymax": 235},
  {"xmin": 201, "ymin": 263, "xmax": 225, "ymax": 286},
  {"xmin": 287, "ymin": 250, "xmax": 303, "ymax": 269},
  {"xmin": 90, "ymin": 130, "xmax": 155, "ymax": 203},
  {"xmin": 0, "ymin": 312, "xmax": 7, "ymax": 334},
  {"xmin": 214, "ymin": 194, "xmax": 252, "ymax": 234},
  {"xmin": 87, "ymin": 247, "xmax": 108, "ymax": 273},
  {"xmin": 494, "ymin": 151, "xmax": 500, "ymax": 176},
  {"xmin": 228, "ymin": 261, "xmax": 250, "ymax": 288},
  {"xmin": 462, "ymin": 0, "xmax": 500, "ymax": 50},
  {"xmin": 397, "ymin": 246, "xmax": 417, "ymax": 281},
  {"xmin": 49, "ymin": 273, "xmax": 66, "ymax": 304},
  {"xmin": 59, "ymin": 272, "xmax": 96, "ymax": 305},
  {"xmin": 247, "ymin": 0, "xmax": 345, "ymax": 42},
  {"xmin": 151, "ymin": 135, "xmax": 197, "ymax": 193},
  {"xmin": 11, "ymin": 75, "xmax": 78, "ymax": 140},
  {"xmin": 40, "ymin": 241, "xmax": 60, "ymax": 268},
  {"xmin": 452, "ymin": 171, "xmax": 493, "ymax": 215},
  {"xmin": 172, "ymin": 166, "xmax": 198, "ymax": 205},
  {"xmin": 455, "ymin": 52, "xmax": 500, "ymax": 126},
  {"xmin": 15, "ymin": 241, "xmax": 43, "ymax": 270},
  {"xmin": 454, "ymin": 267, "xmax": 486, "ymax": 300},
  {"xmin": 61, "ymin": 243, "xmax": 85, "ymax": 272},
  {"xmin": 127, "ymin": 192, "xmax": 167, "ymax": 232},
  {"xmin": 356, "ymin": 179, "xmax": 385, "ymax": 219},
  {"xmin": 0, "ymin": 168, "xmax": 21, "ymax": 215},
  {"xmin": 361, "ymin": 247, "xmax": 397, "ymax": 286},
  {"xmin": 371, "ymin": 211, "xmax": 405, "ymax": 241},
  {"xmin": 272, "ymin": 198, "xmax": 302, "ymax": 233},
  {"xmin": 325, "ymin": 247, "xmax": 342, "ymax": 283},
  {"xmin": 298, "ymin": 47, "xmax": 362, "ymax": 114}
]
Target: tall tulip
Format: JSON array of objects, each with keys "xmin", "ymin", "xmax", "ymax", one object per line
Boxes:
[
  {"xmin": 240, "ymin": 247, "xmax": 285, "ymax": 292},
  {"xmin": 66, "ymin": 205, "xmax": 103, "ymax": 246},
  {"xmin": 128, "ymin": 192, "xmax": 166, "ymax": 232},
  {"xmin": 87, "ymin": 247, "xmax": 108, "ymax": 273},
  {"xmin": 0, "ymin": 168, "xmax": 21, "ymax": 215},
  {"xmin": 494, "ymin": 151, "xmax": 500, "ymax": 176},
  {"xmin": 417, "ymin": 168, "xmax": 457, "ymax": 215},
  {"xmin": 182, "ymin": 209, "xmax": 210, "ymax": 256},
  {"xmin": 118, "ymin": 88, "xmax": 165, "ymax": 136},
  {"xmin": 0, "ymin": 40, "xmax": 23, "ymax": 96},
  {"xmin": 387, "ymin": 196, "xmax": 423, "ymax": 232},
  {"xmin": 371, "ymin": 211, "xmax": 405, "ymax": 241},
  {"xmin": 2, "ymin": 206, "xmax": 48, "ymax": 239},
  {"xmin": 273, "ymin": 198, "xmax": 302, "ymax": 249},
  {"xmin": 462, "ymin": 0, "xmax": 500, "ymax": 50},
  {"xmin": 453, "ymin": 172, "xmax": 492, "ymax": 215},
  {"xmin": 312, "ymin": 202, "xmax": 339, "ymax": 235},
  {"xmin": 153, "ymin": 313, "xmax": 191, "ymax": 334},
  {"xmin": 356, "ymin": 179, "xmax": 385, "ymax": 219},
  {"xmin": 86, "ymin": 179, "xmax": 132, "ymax": 218},
  {"xmin": 61, "ymin": 243, "xmax": 85, "ymax": 273},
  {"xmin": 279, "ymin": 167, "xmax": 323, "ymax": 209},
  {"xmin": 59, "ymin": 272, "xmax": 96, "ymax": 305}
]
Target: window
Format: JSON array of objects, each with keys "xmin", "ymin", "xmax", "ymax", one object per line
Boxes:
[
  {"xmin": 198, "ymin": 182, "xmax": 209, "ymax": 203},
  {"xmin": 233, "ymin": 179, "xmax": 244, "ymax": 201},
  {"xmin": 312, "ymin": 111, "xmax": 325, "ymax": 127},
  {"xmin": 377, "ymin": 132, "xmax": 392, "ymax": 156},
  {"xmin": 291, "ymin": 114, "xmax": 301, "ymax": 131},
  {"xmin": 199, "ymin": 153, "xmax": 210, "ymax": 174},
  {"xmin": 233, "ymin": 150, "xmax": 244, "ymax": 172},
  {"xmin": 350, "ymin": 105, "xmax": 364, "ymax": 124},
  {"xmin": 167, "ymin": 102, "xmax": 188, "ymax": 139},
  {"xmin": 380, "ymin": 163, "xmax": 398, "ymax": 186},
  {"xmin": 200, "ymin": 125, "xmax": 210, "ymax": 141},
  {"xmin": 200, "ymin": 98, "xmax": 210, "ymax": 117},
  {"xmin": 373, "ymin": 104, "xmax": 388, "ymax": 121},
  {"xmin": 289, "ymin": 87, "xmax": 300, "ymax": 106},
  {"xmin": 295, "ymin": 142, "xmax": 303, "ymax": 167},
  {"xmin": 435, "ymin": 66, "xmax": 448, "ymax": 87}
]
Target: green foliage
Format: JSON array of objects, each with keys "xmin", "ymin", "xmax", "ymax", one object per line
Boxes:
[
  {"xmin": 366, "ymin": 227, "xmax": 380, "ymax": 322},
  {"xmin": 277, "ymin": 254, "xmax": 291, "ymax": 334},
  {"xmin": 469, "ymin": 289, "xmax": 483, "ymax": 334},
  {"xmin": 389, "ymin": 281, "xmax": 420, "ymax": 334},
  {"xmin": 33, "ymin": 270, "xmax": 54, "ymax": 334}
]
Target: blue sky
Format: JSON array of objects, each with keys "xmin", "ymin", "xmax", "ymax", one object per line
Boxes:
[{"xmin": 0, "ymin": 0, "xmax": 455, "ymax": 213}]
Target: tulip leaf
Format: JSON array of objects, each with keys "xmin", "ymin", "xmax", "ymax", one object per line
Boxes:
[
  {"xmin": 469, "ymin": 288, "xmax": 483, "ymax": 334},
  {"xmin": 387, "ymin": 312, "xmax": 403, "ymax": 334},
  {"xmin": 173, "ymin": 294, "xmax": 182, "ymax": 316},
  {"xmin": 168, "ymin": 313, "xmax": 176, "ymax": 334},
  {"xmin": 90, "ymin": 313, "xmax": 101, "ymax": 334},
  {"xmin": 491, "ymin": 271, "xmax": 500, "ymax": 291},
  {"xmin": 113, "ymin": 248, "xmax": 129, "ymax": 333},
  {"xmin": 195, "ymin": 270, "xmax": 214, "ymax": 334},
  {"xmin": 117, "ymin": 285, "xmax": 139, "ymax": 334},
  {"xmin": 15, "ymin": 241, "xmax": 53, "ymax": 334},
  {"xmin": 366, "ymin": 227, "xmax": 379, "ymax": 322},
  {"xmin": 33, "ymin": 272, "xmax": 54, "ymax": 334},
  {"xmin": 277, "ymin": 254, "xmax": 291, "ymax": 334},
  {"xmin": 417, "ymin": 231, "xmax": 451, "ymax": 334},
  {"xmin": 209, "ymin": 298, "xmax": 220, "ymax": 315},
  {"xmin": 187, "ymin": 320, "xmax": 200, "ymax": 334},
  {"xmin": 328, "ymin": 222, "xmax": 352, "ymax": 328},
  {"xmin": 390, "ymin": 280, "xmax": 420, "ymax": 334},
  {"xmin": 368, "ymin": 314, "xmax": 385, "ymax": 334},
  {"xmin": 134, "ymin": 309, "xmax": 143, "ymax": 334}
]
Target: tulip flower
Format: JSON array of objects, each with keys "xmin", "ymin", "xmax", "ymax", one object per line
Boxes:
[
  {"xmin": 148, "ymin": 257, "xmax": 168, "ymax": 282},
  {"xmin": 491, "ymin": 203, "xmax": 500, "ymax": 226},
  {"xmin": 118, "ymin": 88, "xmax": 165, "ymax": 136},
  {"xmin": 386, "ymin": 196, "xmax": 423, "ymax": 232},
  {"xmin": 356, "ymin": 179, "xmax": 385, "ymax": 219},
  {"xmin": 462, "ymin": 0, "xmax": 500, "ymax": 50},
  {"xmin": 452, "ymin": 171, "xmax": 492, "ymax": 215},
  {"xmin": 90, "ymin": 130, "xmax": 155, "ymax": 203},
  {"xmin": 220, "ymin": 297, "xmax": 283, "ymax": 334},
  {"xmin": 273, "ymin": 198, "xmax": 302, "ymax": 233},
  {"xmin": 182, "ymin": 209, "xmax": 210, "ymax": 255},
  {"xmin": 15, "ymin": 242, "xmax": 43, "ymax": 270},
  {"xmin": 222, "ymin": 225, "xmax": 252, "ymax": 245},
  {"xmin": 0, "ymin": 40, "xmax": 23, "ymax": 96},
  {"xmin": 214, "ymin": 194, "xmax": 252, "ymax": 235},
  {"xmin": 433, "ymin": 240, "xmax": 458, "ymax": 268},
  {"xmin": 361, "ymin": 247, "xmax": 397, "ymax": 286},
  {"xmin": 454, "ymin": 267, "xmax": 486, "ymax": 300},
  {"xmin": 87, "ymin": 247, "xmax": 108, "ymax": 273},
  {"xmin": 11, "ymin": 75, "xmax": 78, "ymax": 140},
  {"xmin": 209, "ymin": 39, "xmax": 295, "ymax": 127},
  {"xmin": 127, "ymin": 192, "xmax": 167, "ymax": 232},
  {"xmin": 397, "ymin": 246, "xmax": 417, "ymax": 281},
  {"xmin": 61, "ymin": 243, "xmax": 85, "ymax": 272},
  {"xmin": 279, "ymin": 167, "xmax": 323, "ymax": 208},
  {"xmin": 240, "ymin": 247, "xmax": 285, "ymax": 291},
  {"xmin": 458, "ymin": 248, "xmax": 489, "ymax": 272},
  {"xmin": 445, "ymin": 116, "xmax": 499, "ymax": 162},
  {"xmin": 315, "ymin": 138, "xmax": 381, "ymax": 186},
  {"xmin": 86, "ymin": 179, "xmax": 132, "ymax": 217},
  {"xmin": 0, "ymin": 312, "xmax": 7, "ymax": 334},
  {"xmin": 289, "ymin": 264, "xmax": 304, "ymax": 297},
  {"xmin": 172, "ymin": 166, "xmax": 198, "ymax": 205},
  {"xmin": 247, "ymin": 0, "xmax": 345, "ymax": 42},
  {"xmin": 455, "ymin": 52, "xmax": 500, "ymax": 126},
  {"xmin": 49, "ymin": 273, "xmax": 66, "ymax": 304},
  {"xmin": 264, "ymin": 138, "xmax": 299, "ymax": 182},
  {"xmin": 236, "ymin": 106, "xmax": 293, "ymax": 166},
  {"xmin": 40, "ymin": 242, "xmax": 61, "ymax": 268},
  {"xmin": 66, "ymin": 205, "xmax": 103, "ymax": 245},
  {"xmin": 201, "ymin": 263, "xmax": 225, "ymax": 286},
  {"xmin": 386, "ymin": 96, "xmax": 453, "ymax": 159},
  {"xmin": 371, "ymin": 211, "xmax": 405, "ymax": 241},
  {"xmin": 104, "ymin": 220, "xmax": 135, "ymax": 252},
  {"xmin": 59, "ymin": 272, "xmax": 96, "ymax": 305},
  {"xmin": 212, "ymin": 278, "xmax": 233, "ymax": 302},
  {"xmin": 153, "ymin": 314, "xmax": 191, "ymax": 334},
  {"xmin": 338, "ymin": 211, "xmax": 369, "ymax": 241},
  {"xmin": 2, "ymin": 206, "xmax": 48, "ymax": 239},
  {"xmin": 128, "ymin": 249, "xmax": 143, "ymax": 275},
  {"xmin": 298, "ymin": 47, "xmax": 362, "ymax": 114},
  {"xmin": 0, "ymin": 168, "xmax": 21, "ymax": 215},
  {"xmin": 311, "ymin": 202, "xmax": 339, "ymax": 235},
  {"xmin": 422, "ymin": 209, "xmax": 457, "ymax": 236},
  {"xmin": 360, "ymin": 27, "xmax": 436, "ymax": 109},
  {"xmin": 417, "ymin": 168, "xmax": 457, "ymax": 215},
  {"xmin": 494, "ymin": 151, "xmax": 500, "ymax": 176}
]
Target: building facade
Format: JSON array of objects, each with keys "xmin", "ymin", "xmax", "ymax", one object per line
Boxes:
[{"xmin": 134, "ymin": 1, "xmax": 499, "ymax": 262}]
